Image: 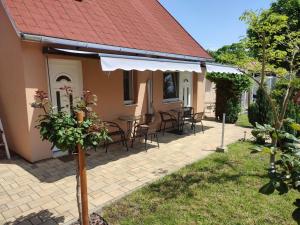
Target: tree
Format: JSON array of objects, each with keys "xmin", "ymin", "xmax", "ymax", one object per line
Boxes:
[
  {"xmin": 32, "ymin": 88, "xmax": 110, "ymax": 225},
  {"xmin": 270, "ymin": 0, "xmax": 300, "ymax": 70},
  {"xmin": 242, "ymin": 5, "xmax": 300, "ymax": 222},
  {"xmin": 271, "ymin": 0, "xmax": 300, "ymax": 31},
  {"xmin": 240, "ymin": 10, "xmax": 289, "ymax": 85}
]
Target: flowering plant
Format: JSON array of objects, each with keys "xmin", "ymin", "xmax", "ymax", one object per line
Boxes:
[{"xmin": 32, "ymin": 87, "xmax": 110, "ymax": 152}]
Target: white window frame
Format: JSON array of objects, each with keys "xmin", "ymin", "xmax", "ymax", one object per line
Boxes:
[{"xmin": 123, "ymin": 70, "xmax": 135, "ymax": 105}]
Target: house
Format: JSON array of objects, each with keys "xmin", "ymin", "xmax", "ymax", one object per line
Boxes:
[{"xmin": 0, "ymin": 0, "xmax": 226, "ymax": 162}]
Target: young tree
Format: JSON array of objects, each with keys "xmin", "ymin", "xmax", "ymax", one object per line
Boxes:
[
  {"xmin": 32, "ymin": 88, "xmax": 110, "ymax": 225},
  {"xmin": 240, "ymin": 7, "xmax": 300, "ymax": 222}
]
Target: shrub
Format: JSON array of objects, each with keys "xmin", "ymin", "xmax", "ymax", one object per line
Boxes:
[
  {"xmin": 248, "ymin": 87, "xmax": 274, "ymax": 127},
  {"xmin": 248, "ymin": 103, "xmax": 258, "ymax": 127},
  {"xmin": 225, "ymin": 97, "xmax": 241, "ymax": 123}
]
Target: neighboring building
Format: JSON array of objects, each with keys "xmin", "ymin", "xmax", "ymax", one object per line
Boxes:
[{"xmin": 0, "ymin": 0, "xmax": 218, "ymax": 162}]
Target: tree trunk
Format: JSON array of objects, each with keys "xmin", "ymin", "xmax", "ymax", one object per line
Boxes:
[
  {"xmin": 261, "ymin": 36, "xmax": 266, "ymax": 87},
  {"xmin": 270, "ymin": 137, "xmax": 277, "ymax": 175},
  {"xmin": 76, "ymin": 155, "xmax": 83, "ymax": 224}
]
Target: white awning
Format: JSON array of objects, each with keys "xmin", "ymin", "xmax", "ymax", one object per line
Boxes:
[
  {"xmin": 99, "ymin": 54, "xmax": 201, "ymax": 72},
  {"xmin": 206, "ymin": 63, "xmax": 242, "ymax": 74}
]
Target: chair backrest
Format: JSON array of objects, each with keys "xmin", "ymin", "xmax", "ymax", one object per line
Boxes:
[
  {"xmin": 194, "ymin": 112, "xmax": 205, "ymax": 121},
  {"xmin": 103, "ymin": 121, "xmax": 123, "ymax": 133},
  {"xmin": 144, "ymin": 113, "xmax": 155, "ymax": 125},
  {"xmin": 183, "ymin": 107, "xmax": 193, "ymax": 118},
  {"xmin": 158, "ymin": 111, "xmax": 172, "ymax": 121}
]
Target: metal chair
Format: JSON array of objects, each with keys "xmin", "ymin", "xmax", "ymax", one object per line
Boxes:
[
  {"xmin": 0, "ymin": 119, "xmax": 10, "ymax": 159},
  {"xmin": 190, "ymin": 112, "xmax": 205, "ymax": 135},
  {"xmin": 103, "ymin": 121, "xmax": 128, "ymax": 153},
  {"xmin": 158, "ymin": 111, "xmax": 177, "ymax": 135},
  {"xmin": 131, "ymin": 123, "xmax": 149, "ymax": 150},
  {"xmin": 181, "ymin": 107, "xmax": 194, "ymax": 129},
  {"xmin": 144, "ymin": 113, "xmax": 159, "ymax": 148},
  {"xmin": 131, "ymin": 113, "xmax": 160, "ymax": 150}
]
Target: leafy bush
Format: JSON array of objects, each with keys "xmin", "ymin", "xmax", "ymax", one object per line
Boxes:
[
  {"xmin": 225, "ymin": 97, "xmax": 241, "ymax": 123},
  {"xmin": 248, "ymin": 103, "xmax": 258, "ymax": 127},
  {"xmin": 248, "ymin": 87, "xmax": 274, "ymax": 127}
]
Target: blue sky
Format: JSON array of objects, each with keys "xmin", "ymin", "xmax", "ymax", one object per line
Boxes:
[{"xmin": 160, "ymin": 0, "xmax": 272, "ymax": 50}]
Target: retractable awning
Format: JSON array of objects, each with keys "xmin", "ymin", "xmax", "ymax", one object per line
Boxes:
[
  {"xmin": 206, "ymin": 63, "xmax": 242, "ymax": 74},
  {"xmin": 99, "ymin": 54, "xmax": 202, "ymax": 73}
]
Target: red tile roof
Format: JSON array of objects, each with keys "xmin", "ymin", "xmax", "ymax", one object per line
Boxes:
[{"xmin": 2, "ymin": 0, "xmax": 211, "ymax": 58}]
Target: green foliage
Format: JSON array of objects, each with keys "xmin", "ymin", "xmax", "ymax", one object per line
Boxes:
[
  {"xmin": 272, "ymin": 78, "xmax": 300, "ymax": 135},
  {"xmin": 270, "ymin": 0, "xmax": 300, "ymax": 71},
  {"xmin": 206, "ymin": 72, "xmax": 251, "ymax": 123},
  {"xmin": 252, "ymin": 122, "xmax": 300, "ymax": 193},
  {"xmin": 248, "ymin": 103, "xmax": 258, "ymax": 128},
  {"xmin": 225, "ymin": 97, "xmax": 241, "ymax": 124},
  {"xmin": 248, "ymin": 87, "xmax": 274, "ymax": 127},
  {"xmin": 206, "ymin": 72, "xmax": 251, "ymax": 93},
  {"xmin": 271, "ymin": 0, "xmax": 300, "ymax": 32},
  {"xmin": 209, "ymin": 41, "xmax": 251, "ymax": 66},
  {"xmin": 33, "ymin": 89, "xmax": 110, "ymax": 152},
  {"xmin": 240, "ymin": 10, "xmax": 289, "ymax": 65},
  {"xmin": 251, "ymin": 121, "xmax": 300, "ymax": 222},
  {"xmin": 251, "ymin": 123, "xmax": 275, "ymax": 145}
]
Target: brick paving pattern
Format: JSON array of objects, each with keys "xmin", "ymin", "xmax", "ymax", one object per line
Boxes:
[{"xmin": 0, "ymin": 121, "xmax": 251, "ymax": 225}]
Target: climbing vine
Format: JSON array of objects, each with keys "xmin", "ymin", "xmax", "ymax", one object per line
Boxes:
[{"xmin": 206, "ymin": 72, "xmax": 251, "ymax": 123}]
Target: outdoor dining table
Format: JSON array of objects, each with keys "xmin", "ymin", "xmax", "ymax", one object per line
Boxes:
[
  {"xmin": 169, "ymin": 108, "xmax": 185, "ymax": 135},
  {"xmin": 118, "ymin": 115, "xmax": 142, "ymax": 139}
]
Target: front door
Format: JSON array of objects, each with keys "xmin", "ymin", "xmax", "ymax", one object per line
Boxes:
[
  {"xmin": 48, "ymin": 59, "xmax": 83, "ymax": 114},
  {"xmin": 179, "ymin": 72, "xmax": 193, "ymax": 107},
  {"xmin": 48, "ymin": 59, "xmax": 83, "ymax": 156}
]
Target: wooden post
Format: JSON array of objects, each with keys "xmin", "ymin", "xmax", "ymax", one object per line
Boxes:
[{"xmin": 77, "ymin": 111, "xmax": 89, "ymax": 225}]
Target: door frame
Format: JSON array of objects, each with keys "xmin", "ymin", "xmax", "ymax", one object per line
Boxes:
[
  {"xmin": 179, "ymin": 72, "xmax": 193, "ymax": 107},
  {"xmin": 47, "ymin": 58, "xmax": 83, "ymax": 111},
  {"xmin": 46, "ymin": 58, "xmax": 83, "ymax": 157}
]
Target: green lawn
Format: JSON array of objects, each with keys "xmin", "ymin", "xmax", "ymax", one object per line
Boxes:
[
  {"xmin": 102, "ymin": 142, "xmax": 298, "ymax": 225},
  {"xmin": 236, "ymin": 113, "xmax": 253, "ymax": 128}
]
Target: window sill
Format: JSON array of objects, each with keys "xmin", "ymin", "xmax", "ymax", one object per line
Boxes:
[
  {"xmin": 124, "ymin": 103, "xmax": 137, "ymax": 107},
  {"xmin": 162, "ymin": 99, "xmax": 181, "ymax": 104}
]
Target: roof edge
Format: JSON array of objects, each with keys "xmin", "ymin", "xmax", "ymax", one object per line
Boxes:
[
  {"xmin": 21, "ymin": 33, "xmax": 214, "ymax": 62},
  {"xmin": 0, "ymin": 0, "xmax": 20, "ymax": 37}
]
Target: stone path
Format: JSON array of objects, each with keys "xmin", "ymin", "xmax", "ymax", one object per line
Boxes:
[{"xmin": 0, "ymin": 121, "xmax": 251, "ymax": 225}]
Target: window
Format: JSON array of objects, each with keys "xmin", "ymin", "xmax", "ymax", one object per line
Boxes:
[
  {"xmin": 123, "ymin": 71, "xmax": 134, "ymax": 104},
  {"xmin": 163, "ymin": 72, "xmax": 179, "ymax": 100}
]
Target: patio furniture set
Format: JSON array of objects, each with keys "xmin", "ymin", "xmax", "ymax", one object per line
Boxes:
[{"xmin": 103, "ymin": 107, "xmax": 204, "ymax": 152}]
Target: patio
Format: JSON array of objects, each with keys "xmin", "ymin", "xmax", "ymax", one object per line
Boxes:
[{"xmin": 0, "ymin": 121, "xmax": 251, "ymax": 225}]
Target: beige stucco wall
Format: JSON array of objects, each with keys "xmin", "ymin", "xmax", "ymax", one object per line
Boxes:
[{"xmin": 0, "ymin": 4, "xmax": 32, "ymax": 161}]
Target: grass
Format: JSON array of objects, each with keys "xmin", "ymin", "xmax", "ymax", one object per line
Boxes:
[
  {"xmin": 102, "ymin": 142, "xmax": 298, "ymax": 225},
  {"xmin": 236, "ymin": 113, "xmax": 253, "ymax": 128}
]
